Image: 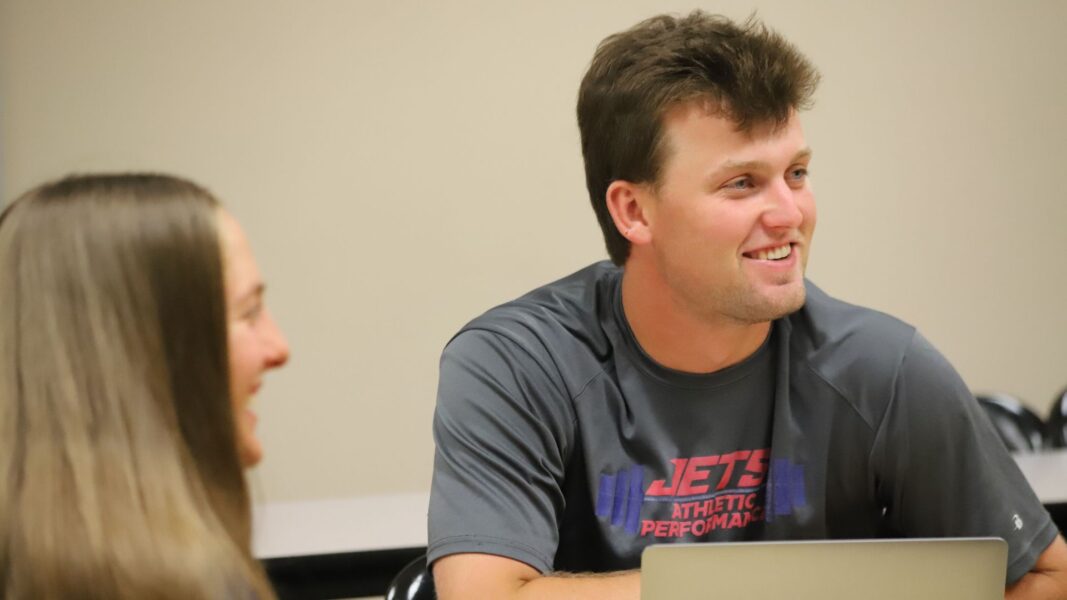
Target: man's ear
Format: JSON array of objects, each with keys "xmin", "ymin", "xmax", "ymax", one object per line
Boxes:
[{"xmin": 606, "ymin": 180, "xmax": 653, "ymax": 246}]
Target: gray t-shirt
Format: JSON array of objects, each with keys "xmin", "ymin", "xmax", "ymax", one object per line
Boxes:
[{"xmin": 428, "ymin": 262, "xmax": 1056, "ymax": 584}]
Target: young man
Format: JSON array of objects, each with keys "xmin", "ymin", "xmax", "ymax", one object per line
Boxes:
[{"xmin": 428, "ymin": 12, "xmax": 1067, "ymax": 600}]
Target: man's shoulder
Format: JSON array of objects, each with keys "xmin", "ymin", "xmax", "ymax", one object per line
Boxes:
[
  {"xmin": 793, "ymin": 280, "xmax": 917, "ymax": 346},
  {"xmin": 457, "ymin": 260, "xmax": 619, "ymax": 346},
  {"xmin": 441, "ymin": 262, "xmax": 619, "ymax": 393},
  {"xmin": 787, "ymin": 280, "xmax": 919, "ymax": 398}
]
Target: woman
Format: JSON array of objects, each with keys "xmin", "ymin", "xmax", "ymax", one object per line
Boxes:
[{"xmin": 0, "ymin": 173, "xmax": 289, "ymax": 598}]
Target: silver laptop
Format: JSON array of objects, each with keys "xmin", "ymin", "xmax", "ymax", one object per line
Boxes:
[{"xmin": 641, "ymin": 538, "xmax": 1007, "ymax": 600}]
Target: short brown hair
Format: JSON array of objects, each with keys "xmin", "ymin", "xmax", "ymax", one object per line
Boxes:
[{"xmin": 577, "ymin": 12, "xmax": 820, "ymax": 264}]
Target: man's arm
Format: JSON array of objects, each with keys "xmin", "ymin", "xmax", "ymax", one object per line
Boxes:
[
  {"xmin": 1006, "ymin": 535, "xmax": 1067, "ymax": 600},
  {"xmin": 872, "ymin": 331, "xmax": 1062, "ymax": 585},
  {"xmin": 434, "ymin": 553, "xmax": 639, "ymax": 600},
  {"xmin": 433, "ymin": 537, "xmax": 1067, "ymax": 600}
]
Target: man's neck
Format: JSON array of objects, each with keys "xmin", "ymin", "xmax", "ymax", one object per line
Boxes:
[{"xmin": 620, "ymin": 263, "xmax": 771, "ymax": 374}]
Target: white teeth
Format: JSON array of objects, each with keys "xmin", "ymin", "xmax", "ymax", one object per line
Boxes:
[{"xmin": 754, "ymin": 244, "xmax": 792, "ymax": 261}]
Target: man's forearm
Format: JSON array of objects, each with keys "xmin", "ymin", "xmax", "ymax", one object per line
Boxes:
[
  {"xmin": 512, "ymin": 570, "xmax": 640, "ymax": 600},
  {"xmin": 1005, "ymin": 536, "xmax": 1067, "ymax": 600},
  {"xmin": 434, "ymin": 555, "xmax": 640, "ymax": 600},
  {"xmin": 1006, "ymin": 571, "xmax": 1067, "ymax": 600}
]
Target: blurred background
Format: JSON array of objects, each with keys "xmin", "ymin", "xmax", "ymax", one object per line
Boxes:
[{"xmin": 2, "ymin": 0, "xmax": 1065, "ymax": 505}]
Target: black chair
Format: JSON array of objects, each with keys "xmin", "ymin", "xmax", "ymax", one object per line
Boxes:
[
  {"xmin": 385, "ymin": 554, "xmax": 436, "ymax": 600},
  {"xmin": 1046, "ymin": 386, "xmax": 1067, "ymax": 449},
  {"xmin": 975, "ymin": 392, "xmax": 1046, "ymax": 453}
]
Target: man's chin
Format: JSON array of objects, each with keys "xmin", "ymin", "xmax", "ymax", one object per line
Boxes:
[
  {"xmin": 734, "ymin": 282, "xmax": 806, "ymax": 323},
  {"xmin": 769, "ymin": 281, "xmax": 807, "ymax": 317}
]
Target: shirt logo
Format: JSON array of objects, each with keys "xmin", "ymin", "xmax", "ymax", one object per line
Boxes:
[{"xmin": 595, "ymin": 449, "xmax": 807, "ymax": 539}]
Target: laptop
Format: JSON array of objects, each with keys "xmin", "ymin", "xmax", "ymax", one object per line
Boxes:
[{"xmin": 641, "ymin": 538, "xmax": 1007, "ymax": 600}]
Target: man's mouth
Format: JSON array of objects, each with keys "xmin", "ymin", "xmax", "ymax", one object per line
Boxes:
[{"xmin": 744, "ymin": 243, "xmax": 793, "ymax": 261}]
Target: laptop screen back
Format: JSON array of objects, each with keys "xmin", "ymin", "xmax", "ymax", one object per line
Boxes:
[{"xmin": 641, "ymin": 538, "xmax": 1007, "ymax": 600}]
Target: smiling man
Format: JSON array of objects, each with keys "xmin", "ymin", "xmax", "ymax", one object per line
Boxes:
[{"xmin": 428, "ymin": 12, "xmax": 1067, "ymax": 600}]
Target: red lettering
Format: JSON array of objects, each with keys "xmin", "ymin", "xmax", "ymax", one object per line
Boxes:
[
  {"xmin": 672, "ymin": 502, "xmax": 690, "ymax": 519},
  {"xmin": 737, "ymin": 448, "xmax": 769, "ymax": 488},
  {"xmin": 711, "ymin": 514, "xmax": 728, "ymax": 528},
  {"xmin": 692, "ymin": 499, "xmax": 712, "ymax": 518},
  {"xmin": 692, "ymin": 519, "xmax": 706, "ymax": 536},
  {"xmin": 647, "ymin": 458, "xmax": 688, "ymax": 496},
  {"xmin": 640, "ymin": 520, "xmax": 656, "ymax": 536},
  {"xmin": 728, "ymin": 512, "xmax": 744, "ymax": 528},
  {"xmin": 650, "ymin": 449, "xmax": 772, "ymax": 499},
  {"xmin": 667, "ymin": 521, "xmax": 681, "ymax": 537},
  {"xmin": 678, "ymin": 455, "xmax": 719, "ymax": 495},
  {"xmin": 715, "ymin": 450, "xmax": 751, "ymax": 491}
]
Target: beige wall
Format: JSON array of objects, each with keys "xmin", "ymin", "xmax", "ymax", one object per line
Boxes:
[{"xmin": 2, "ymin": 1, "xmax": 1065, "ymax": 503}]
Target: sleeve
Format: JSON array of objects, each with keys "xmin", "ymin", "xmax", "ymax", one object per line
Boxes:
[
  {"xmin": 426, "ymin": 328, "xmax": 576, "ymax": 574},
  {"xmin": 871, "ymin": 331, "xmax": 1058, "ymax": 585}
]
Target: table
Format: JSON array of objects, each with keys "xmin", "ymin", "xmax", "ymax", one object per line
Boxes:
[
  {"xmin": 253, "ymin": 450, "xmax": 1067, "ymax": 559},
  {"xmin": 253, "ymin": 450, "xmax": 1067, "ymax": 598},
  {"xmin": 254, "ymin": 492, "xmax": 429, "ymax": 559},
  {"xmin": 254, "ymin": 492, "xmax": 429, "ymax": 598},
  {"xmin": 1014, "ymin": 448, "xmax": 1067, "ymax": 505}
]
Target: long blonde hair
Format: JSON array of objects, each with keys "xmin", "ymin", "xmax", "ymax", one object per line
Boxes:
[{"xmin": 0, "ymin": 174, "xmax": 275, "ymax": 599}]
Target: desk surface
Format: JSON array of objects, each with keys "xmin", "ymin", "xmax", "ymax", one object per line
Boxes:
[
  {"xmin": 1014, "ymin": 449, "xmax": 1067, "ymax": 504},
  {"xmin": 252, "ymin": 449, "xmax": 1067, "ymax": 559},
  {"xmin": 253, "ymin": 492, "xmax": 429, "ymax": 559}
]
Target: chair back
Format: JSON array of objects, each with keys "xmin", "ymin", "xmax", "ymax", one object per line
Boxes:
[
  {"xmin": 385, "ymin": 554, "xmax": 436, "ymax": 600},
  {"xmin": 975, "ymin": 392, "xmax": 1045, "ymax": 453},
  {"xmin": 1046, "ymin": 387, "xmax": 1067, "ymax": 448}
]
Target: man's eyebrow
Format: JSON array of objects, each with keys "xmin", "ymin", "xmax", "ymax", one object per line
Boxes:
[
  {"xmin": 711, "ymin": 147, "xmax": 814, "ymax": 178},
  {"xmin": 716, "ymin": 159, "xmax": 765, "ymax": 174}
]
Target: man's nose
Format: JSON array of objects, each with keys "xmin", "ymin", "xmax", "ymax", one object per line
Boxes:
[{"xmin": 761, "ymin": 179, "xmax": 804, "ymax": 230}]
